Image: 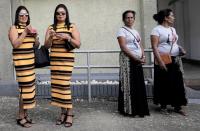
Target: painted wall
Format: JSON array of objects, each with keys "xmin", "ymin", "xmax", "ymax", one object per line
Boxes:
[
  {"xmin": 23, "ymin": 0, "xmax": 156, "ymax": 73},
  {"xmin": 0, "ymin": 0, "xmax": 13, "ymax": 81},
  {"xmin": 0, "ymin": 0, "xmax": 157, "ymax": 81},
  {"xmin": 187, "ymin": 0, "xmax": 200, "ymax": 60},
  {"xmin": 23, "ymin": 0, "xmax": 141, "ymax": 73}
]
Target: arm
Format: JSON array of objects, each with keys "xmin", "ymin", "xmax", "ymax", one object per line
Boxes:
[
  {"xmin": 70, "ymin": 24, "xmax": 81, "ymax": 48},
  {"xmin": 178, "ymin": 45, "xmax": 186, "ymax": 56},
  {"xmin": 44, "ymin": 27, "xmax": 55, "ymax": 49},
  {"xmin": 34, "ymin": 36, "xmax": 40, "ymax": 48},
  {"xmin": 139, "ymin": 42, "xmax": 146, "ymax": 64},
  {"xmin": 151, "ymin": 35, "xmax": 167, "ymax": 70},
  {"xmin": 117, "ymin": 36, "xmax": 143, "ymax": 63},
  {"xmin": 32, "ymin": 28, "xmax": 40, "ymax": 47},
  {"xmin": 8, "ymin": 25, "xmax": 31, "ymax": 48}
]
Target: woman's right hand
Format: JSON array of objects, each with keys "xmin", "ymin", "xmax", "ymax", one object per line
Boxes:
[
  {"xmin": 44, "ymin": 27, "xmax": 55, "ymax": 49},
  {"xmin": 159, "ymin": 61, "xmax": 167, "ymax": 71},
  {"xmin": 48, "ymin": 29, "xmax": 56, "ymax": 38},
  {"xmin": 137, "ymin": 57, "xmax": 145, "ymax": 65}
]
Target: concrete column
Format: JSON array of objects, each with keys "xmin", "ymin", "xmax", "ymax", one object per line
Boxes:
[
  {"xmin": 0, "ymin": 0, "xmax": 13, "ymax": 81},
  {"xmin": 0, "ymin": 0, "xmax": 22, "ymax": 96},
  {"xmin": 182, "ymin": 0, "xmax": 191, "ymax": 59},
  {"xmin": 139, "ymin": 0, "xmax": 157, "ymax": 48}
]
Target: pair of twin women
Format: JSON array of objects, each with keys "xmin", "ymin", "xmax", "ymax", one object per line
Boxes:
[
  {"xmin": 8, "ymin": 4, "xmax": 80, "ymax": 128},
  {"xmin": 9, "ymin": 3, "xmax": 187, "ymax": 128}
]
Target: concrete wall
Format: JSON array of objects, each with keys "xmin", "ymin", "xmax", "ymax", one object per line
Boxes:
[
  {"xmin": 0, "ymin": 0, "xmax": 14, "ymax": 81},
  {"xmin": 0, "ymin": 0, "xmax": 23, "ymax": 81},
  {"xmin": 23, "ymin": 0, "xmax": 140, "ymax": 74},
  {"xmin": 0, "ymin": 0, "xmax": 157, "ymax": 95},
  {"xmin": 187, "ymin": 0, "xmax": 200, "ymax": 60},
  {"xmin": 0, "ymin": 0, "xmax": 157, "ymax": 80},
  {"xmin": 140, "ymin": 0, "xmax": 157, "ymax": 48},
  {"xmin": 22, "ymin": 0, "xmax": 157, "ymax": 73}
]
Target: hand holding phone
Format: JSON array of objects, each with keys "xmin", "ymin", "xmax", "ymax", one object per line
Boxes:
[
  {"xmin": 49, "ymin": 29, "xmax": 56, "ymax": 38},
  {"xmin": 29, "ymin": 28, "xmax": 37, "ymax": 36}
]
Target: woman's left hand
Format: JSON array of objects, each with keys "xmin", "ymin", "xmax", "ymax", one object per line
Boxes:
[
  {"xmin": 34, "ymin": 36, "xmax": 40, "ymax": 47},
  {"xmin": 179, "ymin": 46, "xmax": 186, "ymax": 56}
]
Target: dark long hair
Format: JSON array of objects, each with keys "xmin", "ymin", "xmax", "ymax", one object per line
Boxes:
[
  {"xmin": 14, "ymin": 6, "xmax": 30, "ymax": 26},
  {"xmin": 53, "ymin": 4, "xmax": 71, "ymax": 30},
  {"xmin": 153, "ymin": 8, "xmax": 172, "ymax": 24}
]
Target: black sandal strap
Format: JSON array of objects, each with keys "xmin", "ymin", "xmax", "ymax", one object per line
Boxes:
[
  {"xmin": 64, "ymin": 114, "xmax": 73, "ymax": 127},
  {"xmin": 25, "ymin": 116, "xmax": 35, "ymax": 124},
  {"xmin": 16, "ymin": 118, "xmax": 31, "ymax": 128},
  {"xmin": 56, "ymin": 113, "xmax": 66, "ymax": 125},
  {"xmin": 66, "ymin": 114, "xmax": 74, "ymax": 117}
]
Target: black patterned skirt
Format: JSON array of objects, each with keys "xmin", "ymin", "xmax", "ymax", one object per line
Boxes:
[
  {"xmin": 153, "ymin": 57, "xmax": 187, "ymax": 107},
  {"xmin": 118, "ymin": 52, "xmax": 150, "ymax": 116}
]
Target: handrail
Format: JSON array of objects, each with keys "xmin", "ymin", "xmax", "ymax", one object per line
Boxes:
[
  {"xmin": 72, "ymin": 49, "xmax": 154, "ymax": 102},
  {"xmin": 13, "ymin": 48, "xmax": 154, "ymax": 101},
  {"xmin": 74, "ymin": 49, "xmax": 152, "ymax": 53}
]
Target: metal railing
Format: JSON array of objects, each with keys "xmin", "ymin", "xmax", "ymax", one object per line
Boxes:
[
  {"xmin": 14, "ymin": 49, "xmax": 154, "ymax": 101},
  {"xmin": 73, "ymin": 49, "xmax": 154, "ymax": 102}
]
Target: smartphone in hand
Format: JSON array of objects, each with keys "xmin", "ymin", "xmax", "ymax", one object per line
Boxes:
[{"xmin": 29, "ymin": 28, "xmax": 37, "ymax": 36}]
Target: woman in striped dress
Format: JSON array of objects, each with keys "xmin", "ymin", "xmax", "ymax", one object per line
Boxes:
[
  {"xmin": 8, "ymin": 6, "xmax": 39, "ymax": 128},
  {"xmin": 44, "ymin": 4, "xmax": 81, "ymax": 127}
]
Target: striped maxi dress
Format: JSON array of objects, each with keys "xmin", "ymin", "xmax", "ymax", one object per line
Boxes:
[
  {"xmin": 50, "ymin": 23, "xmax": 75, "ymax": 109},
  {"xmin": 13, "ymin": 24, "xmax": 36, "ymax": 109}
]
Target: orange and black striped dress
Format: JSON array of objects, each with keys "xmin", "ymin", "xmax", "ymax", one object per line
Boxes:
[
  {"xmin": 50, "ymin": 23, "xmax": 75, "ymax": 109},
  {"xmin": 13, "ymin": 25, "xmax": 36, "ymax": 109}
]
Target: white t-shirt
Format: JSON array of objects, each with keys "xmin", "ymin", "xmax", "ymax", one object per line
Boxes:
[
  {"xmin": 151, "ymin": 25, "xmax": 179, "ymax": 56},
  {"xmin": 116, "ymin": 26, "xmax": 142, "ymax": 58}
]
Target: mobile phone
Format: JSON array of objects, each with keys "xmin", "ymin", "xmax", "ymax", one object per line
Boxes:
[{"xmin": 30, "ymin": 28, "xmax": 37, "ymax": 35}]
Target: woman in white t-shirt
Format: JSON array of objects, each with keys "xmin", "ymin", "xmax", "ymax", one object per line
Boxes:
[
  {"xmin": 116, "ymin": 10, "xmax": 149, "ymax": 117},
  {"xmin": 151, "ymin": 9, "xmax": 187, "ymax": 116}
]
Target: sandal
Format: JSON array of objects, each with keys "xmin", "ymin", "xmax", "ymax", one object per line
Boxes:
[
  {"xmin": 64, "ymin": 114, "xmax": 74, "ymax": 128},
  {"xmin": 16, "ymin": 118, "xmax": 32, "ymax": 128},
  {"xmin": 174, "ymin": 109, "xmax": 187, "ymax": 116},
  {"xmin": 56, "ymin": 113, "xmax": 66, "ymax": 125},
  {"xmin": 160, "ymin": 108, "xmax": 170, "ymax": 115},
  {"xmin": 25, "ymin": 116, "xmax": 35, "ymax": 124}
]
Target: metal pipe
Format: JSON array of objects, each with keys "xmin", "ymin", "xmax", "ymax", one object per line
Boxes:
[
  {"xmin": 87, "ymin": 52, "xmax": 91, "ymax": 102},
  {"xmin": 34, "ymin": 49, "xmax": 154, "ymax": 101}
]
